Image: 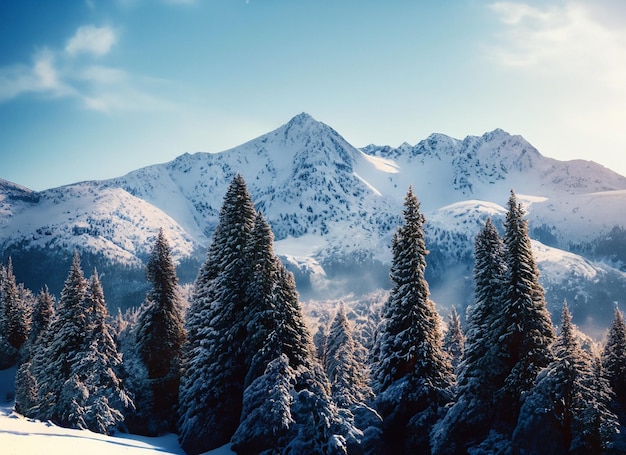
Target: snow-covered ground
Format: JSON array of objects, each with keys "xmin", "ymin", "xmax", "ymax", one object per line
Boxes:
[{"xmin": 0, "ymin": 368, "xmax": 234, "ymax": 455}]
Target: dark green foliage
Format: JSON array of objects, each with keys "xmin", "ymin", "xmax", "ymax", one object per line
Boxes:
[
  {"xmin": 2, "ymin": 258, "xmax": 30, "ymax": 352},
  {"xmin": 26, "ymin": 255, "xmax": 131, "ymax": 434},
  {"xmin": 513, "ymin": 302, "xmax": 620, "ymax": 453},
  {"xmin": 178, "ymin": 174, "xmax": 257, "ymax": 454},
  {"xmin": 36, "ymin": 252, "xmax": 90, "ymax": 423},
  {"xmin": 179, "ymin": 175, "xmax": 351, "ymax": 454},
  {"xmin": 14, "ymin": 287, "xmax": 55, "ymax": 416},
  {"xmin": 5, "ymin": 247, "xmax": 147, "ymax": 314},
  {"xmin": 373, "ymin": 187, "xmax": 453, "ymax": 393},
  {"xmin": 372, "ymin": 187, "xmax": 454, "ymax": 453},
  {"xmin": 133, "ymin": 229, "xmax": 186, "ymax": 434},
  {"xmin": 433, "ymin": 194, "xmax": 555, "ymax": 454},
  {"xmin": 496, "ymin": 190, "xmax": 555, "ymax": 428},
  {"xmin": 603, "ymin": 308, "xmax": 626, "ymax": 413}
]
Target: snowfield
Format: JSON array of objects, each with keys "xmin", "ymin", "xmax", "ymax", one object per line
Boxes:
[
  {"xmin": 0, "ymin": 405, "xmax": 237, "ymax": 455},
  {"xmin": 0, "ymin": 365, "xmax": 231, "ymax": 455}
]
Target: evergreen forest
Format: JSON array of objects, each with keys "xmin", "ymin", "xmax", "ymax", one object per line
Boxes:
[{"xmin": 2, "ymin": 174, "xmax": 626, "ymax": 454}]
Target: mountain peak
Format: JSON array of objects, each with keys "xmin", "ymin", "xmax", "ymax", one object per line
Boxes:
[{"xmin": 288, "ymin": 112, "xmax": 316, "ymax": 125}]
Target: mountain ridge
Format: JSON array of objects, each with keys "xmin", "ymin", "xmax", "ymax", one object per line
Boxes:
[{"xmin": 2, "ymin": 113, "xmax": 626, "ymax": 335}]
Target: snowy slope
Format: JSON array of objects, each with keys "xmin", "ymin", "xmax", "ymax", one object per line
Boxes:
[
  {"xmin": 0, "ymin": 182, "xmax": 195, "ymax": 267},
  {"xmin": 0, "ymin": 366, "xmax": 232, "ymax": 455}
]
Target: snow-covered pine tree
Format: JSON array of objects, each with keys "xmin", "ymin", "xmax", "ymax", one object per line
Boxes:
[
  {"xmin": 2, "ymin": 258, "xmax": 30, "ymax": 352},
  {"xmin": 313, "ymin": 322, "xmax": 329, "ymax": 366},
  {"xmin": 72, "ymin": 271, "xmax": 133, "ymax": 435},
  {"xmin": 512, "ymin": 302, "xmax": 621, "ymax": 453},
  {"xmin": 178, "ymin": 174, "xmax": 257, "ymax": 455},
  {"xmin": 432, "ymin": 217, "xmax": 508, "ymax": 454},
  {"xmin": 603, "ymin": 307, "xmax": 626, "ymax": 415},
  {"xmin": 442, "ymin": 306, "xmax": 465, "ymax": 371},
  {"xmin": 28, "ymin": 286, "xmax": 54, "ymax": 347},
  {"xmin": 133, "ymin": 228, "xmax": 186, "ymax": 434},
  {"xmin": 14, "ymin": 287, "xmax": 55, "ymax": 416},
  {"xmin": 241, "ymin": 211, "xmax": 282, "ymax": 386},
  {"xmin": 495, "ymin": 190, "xmax": 554, "ymax": 430},
  {"xmin": 325, "ymin": 304, "xmax": 373, "ymax": 408},
  {"xmin": 35, "ymin": 252, "xmax": 89, "ymax": 424},
  {"xmin": 231, "ymin": 353, "xmax": 296, "ymax": 454},
  {"xmin": 372, "ymin": 186, "xmax": 454, "ymax": 453}
]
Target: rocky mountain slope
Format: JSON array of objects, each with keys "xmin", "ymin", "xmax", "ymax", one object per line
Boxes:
[{"xmin": 2, "ymin": 113, "xmax": 626, "ymax": 335}]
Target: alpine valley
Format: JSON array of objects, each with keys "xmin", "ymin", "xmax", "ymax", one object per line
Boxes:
[{"xmin": 2, "ymin": 113, "xmax": 626, "ymax": 336}]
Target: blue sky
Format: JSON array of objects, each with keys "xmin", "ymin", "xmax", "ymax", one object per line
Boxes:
[{"xmin": 1, "ymin": 0, "xmax": 625, "ymax": 190}]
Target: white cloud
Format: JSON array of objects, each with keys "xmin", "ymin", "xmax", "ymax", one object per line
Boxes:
[
  {"xmin": 0, "ymin": 50, "xmax": 74, "ymax": 102},
  {"xmin": 0, "ymin": 24, "xmax": 179, "ymax": 113},
  {"xmin": 488, "ymin": 1, "xmax": 626, "ymax": 89},
  {"xmin": 65, "ymin": 25, "xmax": 117, "ymax": 56},
  {"xmin": 487, "ymin": 1, "xmax": 626, "ymax": 174}
]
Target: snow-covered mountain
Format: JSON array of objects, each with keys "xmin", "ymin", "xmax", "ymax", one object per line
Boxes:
[{"xmin": 2, "ymin": 113, "xmax": 626, "ymax": 335}]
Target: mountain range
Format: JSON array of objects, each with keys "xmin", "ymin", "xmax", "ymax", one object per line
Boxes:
[{"xmin": 2, "ymin": 113, "xmax": 626, "ymax": 336}]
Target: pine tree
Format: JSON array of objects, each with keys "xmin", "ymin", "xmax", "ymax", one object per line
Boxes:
[
  {"xmin": 372, "ymin": 187, "xmax": 454, "ymax": 453},
  {"xmin": 431, "ymin": 217, "xmax": 508, "ymax": 455},
  {"xmin": 178, "ymin": 174, "xmax": 257, "ymax": 454},
  {"xmin": 512, "ymin": 302, "xmax": 620, "ymax": 453},
  {"xmin": 29, "ymin": 287, "xmax": 55, "ymax": 346},
  {"xmin": 14, "ymin": 287, "xmax": 55, "ymax": 416},
  {"xmin": 241, "ymin": 212, "xmax": 282, "ymax": 386},
  {"xmin": 73, "ymin": 271, "xmax": 133, "ymax": 435},
  {"xmin": 134, "ymin": 228, "xmax": 186, "ymax": 434},
  {"xmin": 29, "ymin": 257, "xmax": 131, "ymax": 434},
  {"xmin": 442, "ymin": 306, "xmax": 465, "ymax": 371},
  {"xmin": 603, "ymin": 307, "xmax": 626, "ymax": 414},
  {"xmin": 325, "ymin": 304, "xmax": 373, "ymax": 408},
  {"xmin": 181, "ymin": 178, "xmax": 355, "ymax": 454},
  {"xmin": 231, "ymin": 354, "xmax": 296, "ymax": 454},
  {"xmin": 2, "ymin": 258, "xmax": 30, "ymax": 352},
  {"xmin": 269, "ymin": 260, "xmax": 314, "ymax": 371},
  {"xmin": 496, "ymin": 190, "xmax": 554, "ymax": 429},
  {"xmin": 231, "ymin": 210, "xmax": 352, "ymax": 453},
  {"xmin": 36, "ymin": 252, "xmax": 89, "ymax": 424}
]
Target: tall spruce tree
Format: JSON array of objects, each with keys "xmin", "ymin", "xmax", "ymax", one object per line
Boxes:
[
  {"xmin": 496, "ymin": 190, "xmax": 554, "ymax": 430},
  {"xmin": 432, "ymin": 217, "xmax": 509, "ymax": 454},
  {"xmin": 241, "ymin": 211, "xmax": 282, "ymax": 386},
  {"xmin": 513, "ymin": 302, "xmax": 620, "ymax": 453},
  {"xmin": 372, "ymin": 187, "xmax": 454, "ymax": 453},
  {"xmin": 73, "ymin": 271, "xmax": 133, "ymax": 434},
  {"xmin": 134, "ymin": 228, "xmax": 186, "ymax": 434},
  {"xmin": 181, "ymin": 179, "xmax": 353, "ymax": 454},
  {"xmin": 233, "ymin": 253, "xmax": 352, "ymax": 455},
  {"xmin": 14, "ymin": 287, "xmax": 55, "ymax": 416},
  {"xmin": 603, "ymin": 307, "xmax": 626, "ymax": 414},
  {"xmin": 32, "ymin": 256, "xmax": 131, "ymax": 433},
  {"xmin": 2, "ymin": 258, "xmax": 30, "ymax": 352},
  {"xmin": 36, "ymin": 252, "xmax": 89, "ymax": 424},
  {"xmin": 178, "ymin": 174, "xmax": 257, "ymax": 454}
]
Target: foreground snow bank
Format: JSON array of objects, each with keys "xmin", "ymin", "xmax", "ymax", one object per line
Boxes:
[
  {"xmin": 0, "ymin": 366, "xmax": 234, "ymax": 454},
  {"xmin": 0, "ymin": 404, "xmax": 236, "ymax": 455},
  {"xmin": 0, "ymin": 404, "xmax": 183, "ymax": 455}
]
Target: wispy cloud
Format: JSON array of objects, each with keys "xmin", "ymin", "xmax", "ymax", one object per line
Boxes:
[
  {"xmin": 488, "ymin": 1, "xmax": 626, "ymax": 90},
  {"xmin": 0, "ymin": 50, "xmax": 75, "ymax": 102},
  {"xmin": 0, "ymin": 24, "xmax": 176, "ymax": 113},
  {"xmin": 65, "ymin": 25, "xmax": 117, "ymax": 57}
]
